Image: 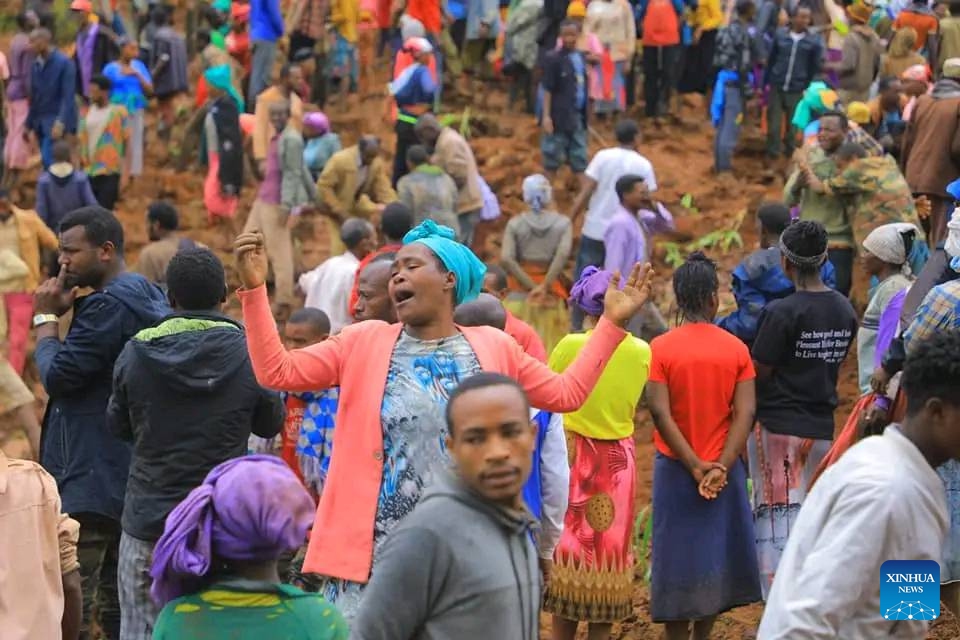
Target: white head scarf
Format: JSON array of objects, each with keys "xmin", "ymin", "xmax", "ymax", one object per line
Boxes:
[
  {"xmin": 862, "ymin": 223, "xmax": 919, "ymax": 273},
  {"xmin": 522, "ymin": 174, "xmax": 552, "ymax": 214}
]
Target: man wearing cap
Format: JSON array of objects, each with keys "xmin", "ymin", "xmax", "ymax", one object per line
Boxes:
[
  {"xmin": 388, "ymin": 37, "xmax": 437, "ymax": 185},
  {"xmin": 835, "ymin": 2, "xmax": 883, "ymax": 104},
  {"xmin": 71, "ymin": 0, "xmax": 119, "ymax": 101},
  {"xmin": 902, "ymin": 58, "xmax": 960, "ymax": 247}
]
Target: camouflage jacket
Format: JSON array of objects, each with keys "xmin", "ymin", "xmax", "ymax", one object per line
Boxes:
[
  {"xmin": 397, "ymin": 165, "xmax": 462, "ymax": 235},
  {"xmin": 823, "ymin": 154, "xmax": 922, "ymax": 248}
]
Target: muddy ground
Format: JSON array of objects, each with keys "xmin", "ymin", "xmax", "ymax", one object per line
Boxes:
[{"xmin": 2, "ymin": 39, "xmax": 957, "ymax": 637}]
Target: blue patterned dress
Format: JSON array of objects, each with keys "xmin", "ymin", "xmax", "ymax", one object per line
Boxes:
[{"xmin": 320, "ymin": 331, "xmax": 480, "ymax": 619}]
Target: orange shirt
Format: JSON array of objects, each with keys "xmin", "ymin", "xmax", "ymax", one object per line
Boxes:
[
  {"xmin": 406, "ymin": 0, "xmax": 442, "ymax": 34},
  {"xmin": 893, "ymin": 10, "xmax": 939, "ymax": 50},
  {"xmin": 649, "ymin": 323, "xmax": 755, "ymax": 461}
]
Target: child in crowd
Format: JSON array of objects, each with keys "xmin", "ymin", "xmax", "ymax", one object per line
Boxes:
[
  {"xmin": 749, "ymin": 220, "xmax": 858, "ymax": 597},
  {"xmin": 718, "ymin": 203, "xmax": 836, "ymax": 347},
  {"xmin": 647, "ymin": 252, "xmax": 761, "ymax": 640},
  {"xmin": 351, "ymin": 373, "xmax": 542, "ymax": 639},
  {"xmin": 35, "ymin": 140, "xmax": 98, "ymax": 231},
  {"xmin": 279, "ymin": 308, "xmax": 338, "ymax": 498}
]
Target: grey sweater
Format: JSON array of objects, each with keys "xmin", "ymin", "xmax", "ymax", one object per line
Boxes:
[{"xmin": 351, "ymin": 473, "xmax": 541, "ymax": 640}]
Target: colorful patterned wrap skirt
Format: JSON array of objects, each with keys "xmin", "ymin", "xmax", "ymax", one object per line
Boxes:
[
  {"xmin": 544, "ymin": 432, "xmax": 636, "ymax": 623},
  {"xmin": 747, "ymin": 423, "xmax": 832, "ymax": 599}
]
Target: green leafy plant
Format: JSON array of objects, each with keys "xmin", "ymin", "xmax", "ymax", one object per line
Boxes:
[
  {"xmin": 661, "ymin": 242, "xmax": 685, "ymax": 269},
  {"xmin": 689, "ymin": 229, "xmax": 744, "ymax": 253},
  {"xmin": 633, "ymin": 506, "xmax": 653, "ymax": 584},
  {"xmin": 679, "ymin": 193, "xmax": 700, "ymax": 216}
]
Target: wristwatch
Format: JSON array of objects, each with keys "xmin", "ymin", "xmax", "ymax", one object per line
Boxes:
[{"xmin": 32, "ymin": 313, "xmax": 59, "ymax": 328}]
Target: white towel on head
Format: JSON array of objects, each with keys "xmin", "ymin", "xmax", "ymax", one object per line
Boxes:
[
  {"xmin": 862, "ymin": 222, "xmax": 919, "ymax": 269},
  {"xmin": 946, "ymin": 207, "xmax": 960, "ymax": 259}
]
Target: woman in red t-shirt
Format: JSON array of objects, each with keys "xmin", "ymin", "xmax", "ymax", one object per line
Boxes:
[{"xmin": 646, "ymin": 252, "xmax": 761, "ymax": 640}]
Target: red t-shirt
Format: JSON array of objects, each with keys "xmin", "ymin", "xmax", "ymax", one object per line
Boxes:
[
  {"xmin": 406, "ymin": 0, "xmax": 442, "ymax": 34},
  {"xmin": 281, "ymin": 395, "xmax": 307, "ymax": 483},
  {"xmin": 349, "ymin": 243, "xmax": 402, "ymax": 318},
  {"xmin": 504, "ymin": 311, "xmax": 547, "ymax": 363},
  {"xmin": 648, "ymin": 323, "xmax": 755, "ymax": 461}
]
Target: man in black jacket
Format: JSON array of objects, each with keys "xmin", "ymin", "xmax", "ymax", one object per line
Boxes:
[
  {"xmin": 107, "ymin": 247, "xmax": 284, "ymax": 640},
  {"xmin": 764, "ymin": 5, "xmax": 823, "ymax": 160},
  {"xmin": 34, "ymin": 205, "xmax": 170, "ymax": 640}
]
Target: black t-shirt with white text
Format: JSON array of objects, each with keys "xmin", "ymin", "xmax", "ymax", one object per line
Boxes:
[{"xmin": 752, "ymin": 290, "xmax": 859, "ymax": 440}]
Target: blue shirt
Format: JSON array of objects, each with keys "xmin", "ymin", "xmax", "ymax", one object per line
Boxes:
[
  {"xmin": 103, "ymin": 60, "xmax": 152, "ymax": 112},
  {"xmin": 250, "ymin": 0, "xmax": 285, "ymax": 41}
]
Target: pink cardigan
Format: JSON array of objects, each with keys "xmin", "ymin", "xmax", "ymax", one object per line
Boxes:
[{"xmin": 239, "ymin": 284, "xmax": 627, "ymax": 582}]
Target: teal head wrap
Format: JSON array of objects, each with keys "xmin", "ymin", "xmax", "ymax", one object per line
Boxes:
[
  {"xmin": 204, "ymin": 65, "xmax": 244, "ymax": 111},
  {"xmin": 402, "ymin": 220, "xmax": 486, "ymax": 305},
  {"xmin": 212, "ymin": 0, "xmax": 232, "ymax": 12},
  {"xmin": 791, "ymin": 81, "xmax": 838, "ymax": 131}
]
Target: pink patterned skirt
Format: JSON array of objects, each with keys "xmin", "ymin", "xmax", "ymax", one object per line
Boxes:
[
  {"xmin": 544, "ymin": 432, "xmax": 636, "ymax": 622},
  {"xmin": 3, "ymin": 100, "xmax": 31, "ymax": 170}
]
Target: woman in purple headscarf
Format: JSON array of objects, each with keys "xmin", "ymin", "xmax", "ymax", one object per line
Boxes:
[
  {"xmin": 543, "ymin": 266, "xmax": 652, "ymax": 639},
  {"xmin": 150, "ymin": 455, "xmax": 348, "ymax": 639},
  {"xmin": 302, "ymin": 111, "xmax": 341, "ymax": 180}
]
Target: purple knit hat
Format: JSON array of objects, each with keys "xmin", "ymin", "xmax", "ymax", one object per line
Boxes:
[
  {"xmin": 149, "ymin": 455, "xmax": 315, "ymax": 607},
  {"xmin": 569, "ymin": 266, "xmax": 612, "ymax": 317}
]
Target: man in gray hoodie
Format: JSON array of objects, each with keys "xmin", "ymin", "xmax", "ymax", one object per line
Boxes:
[{"xmin": 351, "ymin": 372, "xmax": 542, "ymax": 640}]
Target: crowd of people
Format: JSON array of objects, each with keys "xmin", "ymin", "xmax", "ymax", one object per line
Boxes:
[{"xmin": 1, "ymin": 0, "xmax": 960, "ymax": 639}]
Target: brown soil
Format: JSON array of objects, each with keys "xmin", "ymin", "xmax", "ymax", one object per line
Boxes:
[{"xmin": 1, "ymin": 40, "xmax": 956, "ymax": 638}]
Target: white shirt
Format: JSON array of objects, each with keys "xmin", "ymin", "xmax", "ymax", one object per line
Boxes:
[
  {"xmin": 298, "ymin": 251, "xmax": 361, "ymax": 333},
  {"xmin": 582, "ymin": 147, "xmax": 657, "ymax": 241},
  {"xmin": 532, "ymin": 409, "xmax": 570, "ymax": 560},
  {"xmin": 758, "ymin": 426, "xmax": 949, "ymax": 640}
]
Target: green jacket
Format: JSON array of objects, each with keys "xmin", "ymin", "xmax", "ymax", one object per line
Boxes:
[{"xmin": 784, "ymin": 146, "xmax": 853, "ymax": 247}]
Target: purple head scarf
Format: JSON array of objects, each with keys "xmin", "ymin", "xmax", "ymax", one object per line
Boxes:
[
  {"xmin": 303, "ymin": 111, "xmax": 330, "ymax": 135},
  {"xmin": 569, "ymin": 266, "xmax": 612, "ymax": 317},
  {"xmin": 149, "ymin": 455, "xmax": 315, "ymax": 607}
]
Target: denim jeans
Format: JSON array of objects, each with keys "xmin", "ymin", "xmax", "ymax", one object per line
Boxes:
[
  {"xmin": 714, "ymin": 85, "xmax": 742, "ymax": 172},
  {"xmin": 248, "ymin": 39, "xmax": 278, "ymax": 107},
  {"xmin": 570, "ymin": 236, "xmax": 606, "ymax": 331}
]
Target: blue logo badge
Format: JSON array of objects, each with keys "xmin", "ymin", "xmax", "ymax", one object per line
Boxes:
[{"xmin": 880, "ymin": 560, "xmax": 940, "ymax": 621}]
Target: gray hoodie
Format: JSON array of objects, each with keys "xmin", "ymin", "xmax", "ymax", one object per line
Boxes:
[{"xmin": 351, "ymin": 472, "xmax": 541, "ymax": 640}]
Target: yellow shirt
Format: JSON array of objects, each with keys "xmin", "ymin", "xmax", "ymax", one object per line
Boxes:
[
  {"xmin": 331, "ymin": 0, "xmax": 360, "ymax": 43},
  {"xmin": 694, "ymin": 0, "xmax": 723, "ymax": 31},
  {"xmin": 548, "ymin": 331, "xmax": 651, "ymax": 440}
]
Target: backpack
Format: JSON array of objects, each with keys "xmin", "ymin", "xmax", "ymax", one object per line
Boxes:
[{"xmin": 643, "ymin": 0, "xmax": 680, "ymax": 47}]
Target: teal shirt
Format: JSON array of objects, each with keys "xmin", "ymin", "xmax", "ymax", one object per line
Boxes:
[{"xmin": 153, "ymin": 580, "xmax": 348, "ymax": 639}]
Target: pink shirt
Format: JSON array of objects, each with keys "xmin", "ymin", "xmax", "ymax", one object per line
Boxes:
[{"xmin": 239, "ymin": 284, "xmax": 626, "ymax": 581}]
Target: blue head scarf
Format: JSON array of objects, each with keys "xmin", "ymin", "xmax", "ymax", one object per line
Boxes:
[
  {"xmin": 402, "ymin": 220, "xmax": 486, "ymax": 305},
  {"xmin": 204, "ymin": 65, "xmax": 244, "ymax": 111}
]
